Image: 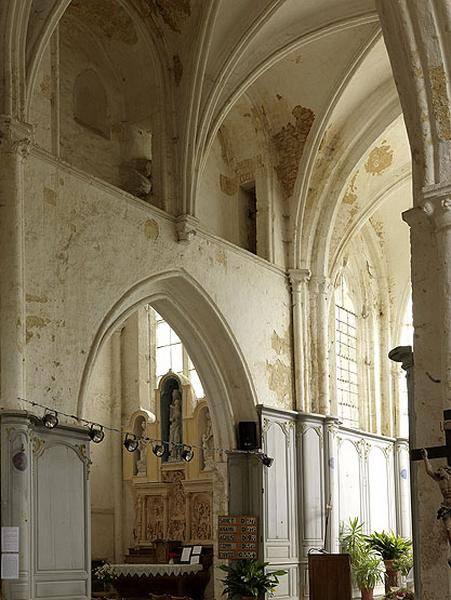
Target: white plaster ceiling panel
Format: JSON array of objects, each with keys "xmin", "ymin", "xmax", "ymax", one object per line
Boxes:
[
  {"xmin": 205, "ymin": 0, "xmax": 377, "ymax": 116},
  {"xmin": 369, "ymin": 180, "xmax": 412, "ymax": 323},
  {"xmin": 329, "ymin": 116, "xmax": 411, "ymax": 272},
  {"xmin": 205, "ymin": 0, "xmax": 277, "ymax": 78},
  {"xmin": 248, "ymin": 23, "xmax": 379, "ymax": 132},
  {"xmin": 329, "ymin": 37, "xmax": 396, "ymax": 131}
]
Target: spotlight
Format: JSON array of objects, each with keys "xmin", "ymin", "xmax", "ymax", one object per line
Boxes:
[
  {"xmin": 89, "ymin": 424, "xmax": 105, "ymax": 444},
  {"xmin": 181, "ymin": 445, "xmax": 194, "ymax": 462},
  {"xmin": 261, "ymin": 453, "xmax": 274, "ymax": 467},
  {"xmin": 42, "ymin": 410, "xmax": 58, "ymax": 429},
  {"xmin": 124, "ymin": 433, "xmax": 138, "ymax": 452},
  {"xmin": 152, "ymin": 442, "xmax": 165, "ymax": 457}
]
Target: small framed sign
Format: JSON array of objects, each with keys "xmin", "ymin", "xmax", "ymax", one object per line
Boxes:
[{"xmin": 218, "ymin": 515, "xmax": 258, "ymax": 560}]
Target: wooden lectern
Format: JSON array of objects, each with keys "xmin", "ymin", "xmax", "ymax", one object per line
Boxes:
[{"xmin": 308, "ymin": 553, "xmax": 352, "ymax": 600}]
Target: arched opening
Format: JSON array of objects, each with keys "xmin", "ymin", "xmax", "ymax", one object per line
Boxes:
[{"xmin": 77, "ymin": 271, "xmax": 256, "ymax": 599}]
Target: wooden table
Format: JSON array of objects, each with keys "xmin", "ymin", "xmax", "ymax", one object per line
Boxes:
[{"xmin": 109, "ymin": 563, "xmax": 207, "ymax": 599}]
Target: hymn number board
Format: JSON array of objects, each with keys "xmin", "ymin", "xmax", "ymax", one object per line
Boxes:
[{"xmin": 218, "ymin": 515, "xmax": 258, "ymax": 560}]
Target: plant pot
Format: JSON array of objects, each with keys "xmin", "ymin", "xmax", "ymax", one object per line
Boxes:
[
  {"xmin": 384, "ymin": 559, "xmax": 400, "ymax": 594},
  {"xmin": 360, "ymin": 589, "xmax": 374, "ymax": 600}
]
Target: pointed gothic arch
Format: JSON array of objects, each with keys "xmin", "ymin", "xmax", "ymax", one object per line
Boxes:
[{"xmin": 77, "ymin": 269, "xmax": 258, "ymax": 451}]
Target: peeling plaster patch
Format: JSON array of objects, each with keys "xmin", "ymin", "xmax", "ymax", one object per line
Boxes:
[
  {"xmin": 144, "ymin": 218, "xmax": 160, "ymax": 240},
  {"xmin": 271, "ymin": 329, "xmax": 290, "ymax": 355},
  {"xmin": 173, "ymin": 54, "xmax": 183, "ymax": 85},
  {"xmin": 266, "ymin": 359, "xmax": 291, "ymax": 407},
  {"xmin": 215, "ymin": 249, "xmax": 227, "ymax": 267},
  {"xmin": 141, "ymin": 0, "xmax": 191, "ymax": 33},
  {"xmin": 219, "ymin": 158, "xmax": 256, "ymax": 195},
  {"xmin": 430, "ymin": 65, "xmax": 451, "ymax": 140},
  {"xmin": 220, "ymin": 174, "xmax": 238, "ymax": 196},
  {"xmin": 369, "ymin": 216, "xmax": 384, "ymax": 243},
  {"xmin": 235, "ymin": 158, "xmax": 256, "ymax": 185},
  {"xmin": 26, "ymin": 294, "xmax": 48, "ymax": 304},
  {"xmin": 68, "ymin": 0, "xmax": 138, "ymax": 45},
  {"xmin": 26, "ymin": 316, "xmax": 50, "ymax": 343},
  {"xmin": 364, "ymin": 141, "xmax": 393, "ymax": 175},
  {"xmin": 343, "ymin": 172, "xmax": 358, "ymax": 204},
  {"xmin": 44, "ymin": 187, "xmax": 57, "ymax": 206},
  {"xmin": 273, "ymin": 105, "xmax": 315, "ymax": 198}
]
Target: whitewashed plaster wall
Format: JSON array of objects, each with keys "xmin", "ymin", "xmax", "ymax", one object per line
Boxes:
[
  {"xmin": 23, "ymin": 151, "xmax": 293, "ymax": 423},
  {"xmin": 84, "ymin": 338, "xmax": 115, "ymax": 563}
]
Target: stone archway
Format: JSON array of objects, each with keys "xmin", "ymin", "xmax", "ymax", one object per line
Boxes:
[{"xmin": 78, "ymin": 268, "xmax": 258, "ymax": 452}]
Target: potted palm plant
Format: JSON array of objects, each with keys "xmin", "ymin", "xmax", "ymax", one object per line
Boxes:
[
  {"xmin": 219, "ymin": 559, "xmax": 287, "ymax": 600},
  {"xmin": 341, "ymin": 518, "xmax": 384, "ymax": 600},
  {"xmin": 365, "ymin": 531, "xmax": 412, "ymax": 594}
]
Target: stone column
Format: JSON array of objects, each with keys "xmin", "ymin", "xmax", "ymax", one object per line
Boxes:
[
  {"xmin": 288, "ymin": 268, "xmax": 311, "ymax": 412},
  {"xmin": 0, "ymin": 116, "xmax": 32, "ymax": 410},
  {"xmin": 403, "ymin": 195, "xmax": 450, "ymax": 597},
  {"xmin": 111, "ymin": 331, "xmax": 123, "ymax": 561},
  {"xmin": 309, "ymin": 276, "xmax": 331, "ymax": 415}
]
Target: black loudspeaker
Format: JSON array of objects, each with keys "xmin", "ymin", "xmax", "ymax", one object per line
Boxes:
[{"xmin": 238, "ymin": 421, "xmax": 259, "ymax": 451}]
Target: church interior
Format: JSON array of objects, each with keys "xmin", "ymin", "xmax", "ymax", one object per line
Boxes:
[{"xmin": 1, "ymin": 0, "xmax": 451, "ymax": 599}]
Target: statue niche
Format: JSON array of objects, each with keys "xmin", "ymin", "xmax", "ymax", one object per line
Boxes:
[{"xmin": 160, "ymin": 375, "xmax": 183, "ymax": 462}]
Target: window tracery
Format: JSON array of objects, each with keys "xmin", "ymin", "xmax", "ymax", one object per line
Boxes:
[{"xmin": 335, "ymin": 277, "xmax": 360, "ymax": 428}]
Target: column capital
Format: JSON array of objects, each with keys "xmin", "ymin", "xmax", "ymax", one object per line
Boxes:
[
  {"xmin": 288, "ymin": 268, "xmax": 311, "ymax": 290},
  {"xmin": 310, "ymin": 274, "xmax": 331, "ymax": 295},
  {"xmin": 419, "ymin": 182, "xmax": 451, "ymax": 231},
  {"xmin": 0, "ymin": 116, "xmax": 33, "ymax": 158},
  {"xmin": 175, "ymin": 214, "xmax": 199, "ymax": 243}
]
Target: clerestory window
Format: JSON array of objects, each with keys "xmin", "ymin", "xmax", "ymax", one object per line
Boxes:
[{"xmin": 335, "ymin": 278, "xmax": 359, "ymax": 428}]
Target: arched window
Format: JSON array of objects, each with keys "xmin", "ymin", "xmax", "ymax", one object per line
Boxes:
[
  {"xmin": 151, "ymin": 308, "xmax": 204, "ymax": 398},
  {"xmin": 335, "ymin": 277, "xmax": 359, "ymax": 428}
]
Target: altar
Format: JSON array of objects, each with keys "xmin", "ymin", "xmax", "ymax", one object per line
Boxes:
[{"xmin": 109, "ymin": 563, "xmax": 207, "ymax": 599}]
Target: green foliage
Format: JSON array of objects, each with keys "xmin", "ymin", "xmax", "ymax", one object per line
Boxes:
[
  {"xmin": 352, "ymin": 551, "xmax": 384, "ymax": 590},
  {"xmin": 340, "ymin": 518, "xmax": 383, "ymax": 591},
  {"xmin": 219, "ymin": 560, "xmax": 287, "ymax": 599},
  {"xmin": 365, "ymin": 531, "xmax": 412, "ymax": 561},
  {"xmin": 340, "ymin": 517, "xmax": 367, "ymax": 561},
  {"xmin": 393, "ymin": 550, "xmax": 414, "ymax": 577}
]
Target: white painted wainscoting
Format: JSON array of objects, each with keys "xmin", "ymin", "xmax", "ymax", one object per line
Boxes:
[
  {"xmin": 257, "ymin": 407, "xmax": 411, "ymax": 600},
  {"xmin": 1, "ymin": 411, "xmax": 91, "ymax": 600}
]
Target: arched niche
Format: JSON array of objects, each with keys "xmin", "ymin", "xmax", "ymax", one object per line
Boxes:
[
  {"xmin": 127, "ymin": 409, "xmax": 156, "ymax": 477},
  {"xmin": 77, "ymin": 270, "xmax": 258, "ymax": 452},
  {"xmin": 156, "ymin": 372, "xmax": 190, "ymax": 463},
  {"xmin": 73, "ymin": 68, "xmax": 110, "ymax": 138}
]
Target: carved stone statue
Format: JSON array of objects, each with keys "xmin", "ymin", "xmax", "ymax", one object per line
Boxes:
[
  {"xmin": 169, "ymin": 388, "xmax": 182, "ymax": 461},
  {"xmin": 421, "ymin": 448, "xmax": 451, "ymax": 560},
  {"xmin": 191, "ymin": 494, "xmax": 212, "ymax": 541},
  {"xmin": 201, "ymin": 410, "xmax": 214, "ymax": 471},
  {"xmin": 145, "ymin": 496, "xmax": 165, "ymax": 542}
]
